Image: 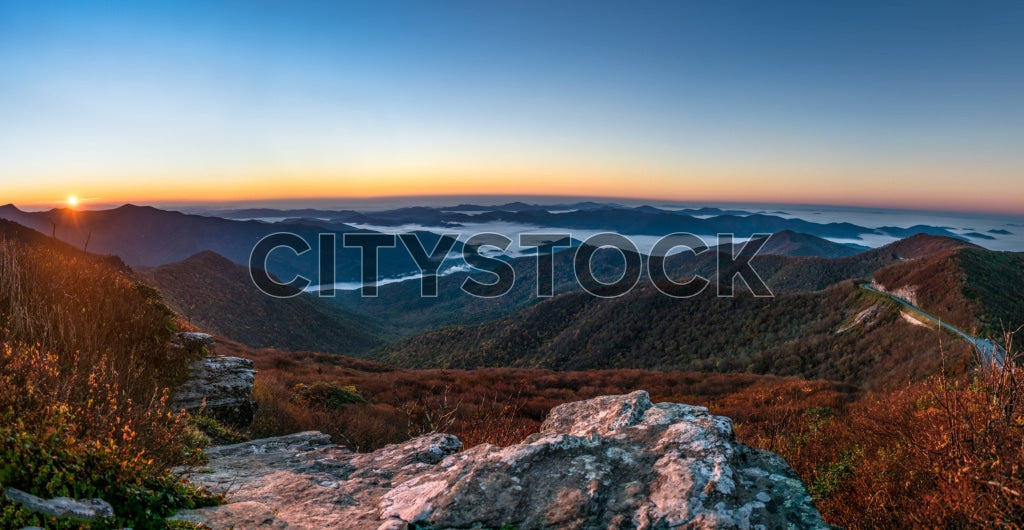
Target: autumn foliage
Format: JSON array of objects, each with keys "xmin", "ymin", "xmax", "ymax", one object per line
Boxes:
[
  {"xmin": 3, "ymin": 216, "xmax": 1022, "ymax": 528},
  {"xmin": 0, "ymin": 232, "xmax": 218, "ymax": 528},
  {"xmin": 229, "ymin": 327, "xmax": 1024, "ymax": 528}
]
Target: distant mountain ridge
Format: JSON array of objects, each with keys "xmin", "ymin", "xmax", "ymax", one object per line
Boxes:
[
  {"xmin": 0, "ymin": 203, "xmax": 992, "ymax": 285},
  {"xmin": 753, "ymin": 229, "xmax": 860, "ymax": 258},
  {"xmin": 194, "ymin": 202, "xmax": 978, "ymax": 241},
  {"xmin": 374, "ymin": 233, "xmax": 990, "ymax": 388},
  {"xmin": 329, "ymin": 230, "xmax": 864, "ymax": 334},
  {"xmin": 139, "ymin": 250, "xmax": 388, "ymax": 356},
  {"xmin": 0, "ymin": 203, "xmax": 456, "ymax": 284},
  {"xmin": 873, "ymin": 246, "xmax": 1024, "ymax": 337},
  {"xmin": 376, "ymin": 279, "xmax": 969, "ymax": 390},
  {"xmin": 137, "ymin": 227, "xmax": 876, "ymax": 349}
]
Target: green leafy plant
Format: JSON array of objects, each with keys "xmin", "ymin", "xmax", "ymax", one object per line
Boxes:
[
  {"xmin": 291, "ymin": 382, "xmax": 367, "ymax": 410},
  {"xmin": 0, "ymin": 235, "xmax": 223, "ymax": 528}
]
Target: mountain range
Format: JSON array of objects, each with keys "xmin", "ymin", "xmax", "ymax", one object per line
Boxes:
[
  {"xmin": 138, "ymin": 251, "xmax": 389, "ymax": 356},
  {"xmin": 375, "ymin": 234, "xmax": 1003, "ymax": 390},
  {"xmin": 0, "ymin": 203, "xmax": 457, "ymax": 284},
  {"xmin": 2, "ymin": 203, "xmax": 1019, "ymax": 392}
]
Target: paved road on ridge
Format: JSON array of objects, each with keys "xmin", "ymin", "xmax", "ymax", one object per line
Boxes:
[{"xmin": 860, "ymin": 283, "xmax": 1004, "ymax": 367}]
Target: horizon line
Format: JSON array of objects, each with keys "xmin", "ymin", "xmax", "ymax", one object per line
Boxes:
[{"xmin": 7, "ymin": 193, "xmax": 1024, "ymax": 218}]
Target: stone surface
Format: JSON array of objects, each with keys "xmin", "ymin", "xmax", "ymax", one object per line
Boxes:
[
  {"xmin": 167, "ymin": 501, "xmax": 287, "ymax": 529},
  {"xmin": 170, "ymin": 332, "xmax": 256, "ymax": 426},
  {"xmin": 171, "ymin": 431, "xmax": 463, "ymax": 529},
  {"xmin": 4, "ymin": 487, "xmax": 115, "ymax": 522},
  {"xmin": 169, "ymin": 331, "xmax": 217, "ymax": 357},
  {"xmin": 173, "ymin": 391, "xmax": 829, "ymax": 529}
]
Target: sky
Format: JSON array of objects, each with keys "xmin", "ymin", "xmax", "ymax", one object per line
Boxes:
[{"xmin": 1, "ymin": 1, "xmax": 1022, "ymax": 213}]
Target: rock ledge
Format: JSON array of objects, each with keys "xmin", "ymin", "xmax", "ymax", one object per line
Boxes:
[
  {"xmin": 169, "ymin": 332, "xmax": 256, "ymax": 426},
  {"xmin": 173, "ymin": 391, "xmax": 828, "ymax": 529}
]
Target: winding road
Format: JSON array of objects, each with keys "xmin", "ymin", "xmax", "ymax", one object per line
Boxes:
[{"xmin": 860, "ymin": 283, "xmax": 1004, "ymax": 367}]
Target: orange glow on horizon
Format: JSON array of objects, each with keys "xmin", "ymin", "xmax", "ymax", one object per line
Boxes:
[{"xmin": 6, "ymin": 168, "xmax": 1024, "ymax": 216}]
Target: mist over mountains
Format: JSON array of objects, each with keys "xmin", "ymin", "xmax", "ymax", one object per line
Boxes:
[
  {"xmin": 4, "ymin": 198, "xmax": 1024, "ymax": 527},
  {"xmin": 4, "ymin": 199, "xmax": 1018, "ymax": 380},
  {"xmin": 2, "ymin": 201, "xmax": 1017, "ymax": 289}
]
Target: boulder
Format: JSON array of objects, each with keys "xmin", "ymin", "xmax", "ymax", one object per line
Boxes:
[
  {"xmin": 172, "ymin": 431, "xmax": 463, "ymax": 529},
  {"xmin": 166, "ymin": 501, "xmax": 287, "ymax": 529},
  {"xmin": 169, "ymin": 332, "xmax": 256, "ymax": 426},
  {"xmin": 173, "ymin": 391, "xmax": 829, "ymax": 529},
  {"xmin": 4, "ymin": 487, "xmax": 115, "ymax": 522},
  {"xmin": 169, "ymin": 331, "xmax": 217, "ymax": 357}
]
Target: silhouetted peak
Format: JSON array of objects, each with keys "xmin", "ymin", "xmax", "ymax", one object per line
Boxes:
[
  {"xmin": 184, "ymin": 250, "xmax": 233, "ymax": 263},
  {"xmin": 879, "ymin": 233, "xmax": 978, "ymax": 259}
]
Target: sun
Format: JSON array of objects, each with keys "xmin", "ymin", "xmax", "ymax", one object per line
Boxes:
[{"xmin": 67, "ymin": 195, "xmax": 79, "ymax": 208}]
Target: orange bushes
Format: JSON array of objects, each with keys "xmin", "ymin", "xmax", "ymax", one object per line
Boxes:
[
  {"xmin": 748, "ymin": 336, "xmax": 1024, "ymax": 528},
  {"xmin": 0, "ymin": 238, "xmax": 188, "ymax": 395},
  {"xmin": 0, "ymin": 234, "xmax": 219, "ymax": 526},
  {"xmin": 0, "ymin": 237, "xmax": 202, "ymax": 466},
  {"xmin": 817, "ymin": 367, "xmax": 1024, "ymax": 526},
  {"xmin": 240, "ymin": 342, "xmax": 858, "ymax": 453},
  {"xmin": 238, "ymin": 336, "xmax": 1024, "ymax": 527},
  {"xmin": 0, "ymin": 342, "xmax": 218, "ymax": 528},
  {"xmin": 0, "ymin": 342, "xmax": 189, "ymax": 470}
]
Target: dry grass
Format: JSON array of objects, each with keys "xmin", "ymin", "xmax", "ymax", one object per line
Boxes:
[
  {"xmin": 0, "ymin": 238, "xmax": 189, "ymax": 395},
  {"xmin": 0, "ymin": 235, "xmax": 218, "ymax": 527},
  {"xmin": 231, "ymin": 338, "xmax": 855, "ymax": 451},
  {"xmin": 231, "ymin": 327, "xmax": 1024, "ymax": 528},
  {"xmin": 752, "ymin": 330, "xmax": 1024, "ymax": 528}
]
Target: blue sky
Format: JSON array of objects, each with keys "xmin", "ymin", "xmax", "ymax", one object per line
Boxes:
[{"xmin": 1, "ymin": 1, "xmax": 1022, "ymax": 212}]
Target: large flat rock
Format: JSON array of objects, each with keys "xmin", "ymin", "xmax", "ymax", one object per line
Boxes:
[{"xmin": 173, "ymin": 391, "xmax": 829, "ymax": 529}]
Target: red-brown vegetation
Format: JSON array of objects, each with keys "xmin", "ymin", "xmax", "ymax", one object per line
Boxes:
[
  {"xmin": 875, "ymin": 247, "xmax": 1024, "ymax": 338},
  {"xmin": 0, "ymin": 231, "xmax": 219, "ymax": 527},
  {"xmin": 229, "ymin": 329, "xmax": 1024, "ymax": 528}
]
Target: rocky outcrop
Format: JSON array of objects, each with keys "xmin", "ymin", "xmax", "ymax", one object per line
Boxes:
[
  {"xmin": 170, "ymin": 332, "xmax": 256, "ymax": 426},
  {"xmin": 173, "ymin": 391, "xmax": 828, "ymax": 529},
  {"xmin": 169, "ymin": 331, "xmax": 218, "ymax": 357},
  {"xmin": 171, "ymin": 431, "xmax": 463, "ymax": 529},
  {"xmin": 870, "ymin": 280, "xmax": 919, "ymax": 307},
  {"xmin": 4, "ymin": 487, "xmax": 115, "ymax": 522}
]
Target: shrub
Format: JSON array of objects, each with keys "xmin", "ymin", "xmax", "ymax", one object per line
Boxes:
[
  {"xmin": 291, "ymin": 382, "xmax": 367, "ymax": 410},
  {"xmin": 0, "ymin": 343, "xmax": 220, "ymax": 528},
  {"xmin": 0, "ymin": 238, "xmax": 195, "ymax": 394},
  {"xmin": 771, "ymin": 330, "xmax": 1024, "ymax": 528},
  {"xmin": 189, "ymin": 416, "xmax": 248, "ymax": 445},
  {"xmin": 0, "ymin": 236, "xmax": 221, "ymax": 527}
]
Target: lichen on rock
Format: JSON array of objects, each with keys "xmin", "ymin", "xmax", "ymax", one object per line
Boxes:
[{"xmin": 172, "ymin": 391, "xmax": 829, "ymax": 529}]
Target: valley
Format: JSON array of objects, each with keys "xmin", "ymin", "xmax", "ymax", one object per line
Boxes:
[{"xmin": 2, "ymin": 201, "xmax": 1023, "ymax": 528}]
